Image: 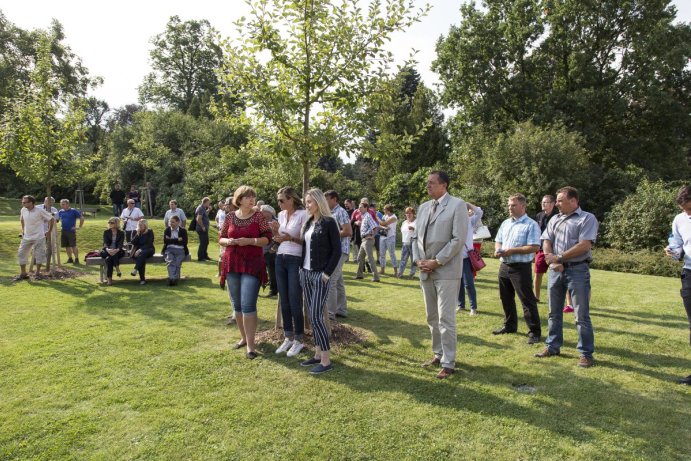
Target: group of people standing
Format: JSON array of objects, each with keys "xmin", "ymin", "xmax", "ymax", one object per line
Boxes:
[
  {"xmin": 219, "ymin": 186, "xmax": 343, "ymax": 375},
  {"xmin": 14, "ymin": 196, "xmax": 84, "ymax": 280},
  {"xmin": 413, "ymin": 171, "xmax": 599, "ymax": 379},
  {"xmin": 13, "ymin": 177, "xmax": 691, "ymax": 385}
]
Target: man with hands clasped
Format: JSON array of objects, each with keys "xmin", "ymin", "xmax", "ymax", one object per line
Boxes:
[
  {"xmin": 535, "ymin": 186, "xmax": 598, "ymax": 368},
  {"xmin": 412, "ymin": 171, "xmax": 468, "ymax": 380}
]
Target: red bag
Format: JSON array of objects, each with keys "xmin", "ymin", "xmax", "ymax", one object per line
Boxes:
[{"xmin": 467, "ymin": 247, "xmax": 486, "ymax": 272}]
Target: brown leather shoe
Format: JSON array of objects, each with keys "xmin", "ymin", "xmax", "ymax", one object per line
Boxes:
[
  {"xmin": 421, "ymin": 356, "xmax": 441, "ymax": 368},
  {"xmin": 534, "ymin": 347, "xmax": 559, "ymax": 358},
  {"xmin": 578, "ymin": 356, "xmax": 594, "ymax": 368},
  {"xmin": 436, "ymin": 367, "xmax": 454, "ymax": 379}
]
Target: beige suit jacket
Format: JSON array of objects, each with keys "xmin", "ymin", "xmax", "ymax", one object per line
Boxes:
[{"xmin": 411, "ymin": 193, "xmax": 468, "ymax": 281}]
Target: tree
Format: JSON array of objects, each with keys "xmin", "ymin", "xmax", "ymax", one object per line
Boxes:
[
  {"xmin": 433, "ymin": 0, "xmax": 691, "ymax": 182},
  {"xmin": 450, "ymin": 121, "xmax": 590, "ymax": 230},
  {"xmin": 0, "ymin": 13, "xmax": 96, "ymax": 115},
  {"xmin": 0, "ymin": 33, "xmax": 87, "ymax": 199},
  {"xmin": 221, "ymin": 0, "xmax": 430, "ymax": 196},
  {"xmin": 364, "ymin": 66, "xmax": 449, "ymax": 198},
  {"xmin": 138, "ymin": 16, "xmax": 224, "ymax": 115}
]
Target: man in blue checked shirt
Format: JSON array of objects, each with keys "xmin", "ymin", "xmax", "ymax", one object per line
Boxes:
[{"xmin": 492, "ymin": 193, "xmax": 542, "ymax": 344}]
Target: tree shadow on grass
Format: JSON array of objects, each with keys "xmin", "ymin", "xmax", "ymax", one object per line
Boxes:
[
  {"xmin": 595, "ymin": 344, "xmax": 690, "ymax": 382},
  {"xmin": 593, "ymin": 307, "xmax": 687, "ymax": 330},
  {"xmin": 259, "ymin": 346, "xmax": 689, "ymax": 454},
  {"xmin": 27, "ymin": 275, "xmax": 230, "ymax": 326}
]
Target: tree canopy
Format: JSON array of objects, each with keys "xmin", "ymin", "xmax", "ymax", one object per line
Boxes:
[
  {"xmin": 221, "ymin": 0, "xmax": 430, "ymax": 195},
  {"xmin": 138, "ymin": 16, "xmax": 224, "ymax": 115},
  {"xmin": 434, "ymin": 0, "xmax": 691, "ymax": 182}
]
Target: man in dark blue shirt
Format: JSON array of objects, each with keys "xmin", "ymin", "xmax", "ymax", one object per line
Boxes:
[{"xmin": 57, "ymin": 199, "xmax": 84, "ymax": 264}]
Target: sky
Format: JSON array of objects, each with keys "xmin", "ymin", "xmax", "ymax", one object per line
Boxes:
[{"xmin": 1, "ymin": 0, "xmax": 690, "ymax": 109}]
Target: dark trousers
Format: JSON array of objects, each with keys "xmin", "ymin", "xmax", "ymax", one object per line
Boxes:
[
  {"xmin": 265, "ymin": 251, "xmax": 277, "ymax": 294},
  {"xmin": 499, "ymin": 262, "xmax": 541, "ymax": 336},
  {"xmin": 682, "ymin": 269, "xmax": 691, "ymax": 349},
  {"xmin": 134, "ymin": 248, "xmax": 155, "ymax": 280},
  {"xmin": 197, "ymin": 230, "xmax": 209, "ymax": 260},
  {"xmin": 100, "ymin": 249, "xmax": 124, "ymax": 278}
]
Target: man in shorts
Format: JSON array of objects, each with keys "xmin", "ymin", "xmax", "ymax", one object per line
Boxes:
[
  {"xmin": 16, "ymin": 195, "xmax": 55, "ymax": 280},
  {"xmin": 57, "ymin": 199, "xmax": 84, "ymax": 264}
]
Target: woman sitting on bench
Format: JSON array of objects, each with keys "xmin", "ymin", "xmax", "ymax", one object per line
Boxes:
[
  {"xmin": 100, "ymin": 217, "xmax": 125, "ymax": 286},
  {"xmin": 130, "ymin": 219, "xmax": 155, "ymax": 285},
  {"xmin": 163, "ymin": 215, "xmax": 188, "ymax": 286}
]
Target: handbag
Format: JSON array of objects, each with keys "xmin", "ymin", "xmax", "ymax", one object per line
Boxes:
[
  {"xmin": 188, "ymin": 215, "xmax": 197, "ymax": 231},
  {"xmin": 467, "ymin": 245, "xmax": 486, "ymax": 272},
  {"xmin": 473, "ymin": 224, "xmax": 491, "ymax": 240}
]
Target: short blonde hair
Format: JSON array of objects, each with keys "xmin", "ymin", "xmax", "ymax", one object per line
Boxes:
[{"xmin": 233, "ymin": 185, "xmax": 257, "ymax": 207}]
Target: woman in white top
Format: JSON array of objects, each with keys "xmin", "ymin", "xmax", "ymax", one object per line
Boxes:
[
  {"xmin": 378, "ymin": 204, "xmax": 398, "ymax": 276},
  {"xmin": 397, "ymin": 207, "xmax": 417, "ymax": 279},
  {"xmin": 458, "ymin": 203, "xmax": 483, "ymax": 315},
  {"xmin": 271, "ymin": 187, "xmax": 309, "ymax": 357}
]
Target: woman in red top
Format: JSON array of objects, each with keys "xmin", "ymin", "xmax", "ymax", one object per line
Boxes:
[{"xmin": 219, "ymin": 185, "xmax": 272, "ymax": 359}]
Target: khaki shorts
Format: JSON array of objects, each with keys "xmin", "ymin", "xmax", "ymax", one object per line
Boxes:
[{"xmin": 18, "ymin": 238, "xmax": 47, "ymax": 265}]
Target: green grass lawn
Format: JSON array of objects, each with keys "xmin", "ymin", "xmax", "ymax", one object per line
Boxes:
[{"xmin": 0, "ymin": 210, "xmax": 689, "ymax": 460}]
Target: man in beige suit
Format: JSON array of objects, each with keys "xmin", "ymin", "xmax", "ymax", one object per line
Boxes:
[{"xmin": 412, "ymin": 171, "xmax": 469, "ymax": 379}]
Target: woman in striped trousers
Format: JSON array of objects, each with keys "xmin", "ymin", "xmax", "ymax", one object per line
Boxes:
[{"xmin": 298, "ymin": 188, "xmax": 342, "ymax": 374}]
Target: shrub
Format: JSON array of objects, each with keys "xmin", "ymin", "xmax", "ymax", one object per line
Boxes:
[{"xmin": 602, "ymin": 180, "xmax": 680, "ymax": 251}]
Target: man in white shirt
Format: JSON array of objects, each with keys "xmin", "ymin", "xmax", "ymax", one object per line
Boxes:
[
  {"xmin": 120, "ymin": 199, "xmax": 144, "ymax": 242},
  {"xmin": 665, "ymin": 185, "xmax": 691, "ymax": 385},
  {"xmin": 16, "ymin": 195, "xmax": 55, "ymax": 280}
]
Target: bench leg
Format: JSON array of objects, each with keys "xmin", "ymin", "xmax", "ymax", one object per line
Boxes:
[{"xmin": 100, "ymin": 265, "xmax": 106, "ymax": 283}]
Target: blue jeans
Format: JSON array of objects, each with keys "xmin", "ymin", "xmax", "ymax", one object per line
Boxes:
[
  {"xmin": 457, "ymin": 257, "xmax": 477, "ymax": 310},
  {"xmin": 545, "ymin": 264, "xmax": 594, "ymax": 358},
  {"xmin": 275, "ymin": 254, "xmax": 304, "ymax": 340},
  {"xmin": 379, "ymin": 235, "xmax": 397, "ymax": 269},
  {"xmin": 112, "ymin": 203, "xmax": 123, "ymax": 217},
  {"xmin": 398, "ymin": 243, "xmax": 416, "ymax": 276},
  {"xmin": 226, "ymin": 272, "xmax": 260, "ymax": 314}
]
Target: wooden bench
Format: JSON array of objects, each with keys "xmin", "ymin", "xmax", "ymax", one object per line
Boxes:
[
  {"xmin": 81, "ymin": 208, "xmax": 100, "ymax": 218},
  {"xmin": 86, "ymin": 253, "xmax": 192, "ymax": 282}
]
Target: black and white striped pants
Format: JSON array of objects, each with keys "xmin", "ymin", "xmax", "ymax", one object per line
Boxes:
[{"xmin": 299, "ymin": 268, "xmax": 331, "ymax": 351}]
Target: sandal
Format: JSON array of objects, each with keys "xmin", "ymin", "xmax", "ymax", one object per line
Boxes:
[
  {"xmin": 246, "ymin": 351, "xmax": 258, "ymax": 360},
  {"xmin": 233, "ymin": 341, "xmax": 247, "ymax": 350}
]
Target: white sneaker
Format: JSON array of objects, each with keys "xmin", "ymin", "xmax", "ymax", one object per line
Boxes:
[
  {"xmin": 469, "ymin": 309, "xmax": 478, "ymax": 316},
  {"xmin": 275, "ymin": 338, "xmax": 294, "ymax": 354},
  {"xmin": 286, "ymin": 341, "xmax": 305, "ymax": 357}
]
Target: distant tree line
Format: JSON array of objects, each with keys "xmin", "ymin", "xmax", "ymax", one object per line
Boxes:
[{"xmin": 1, "ymin": 1, "xmax": 689, "ymax": 251}]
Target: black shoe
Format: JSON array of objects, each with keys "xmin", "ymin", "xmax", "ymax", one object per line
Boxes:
[
  {"xmin": 168, "ymin": 279, "xmax": 174, "ymax": 286},
  {"xmin": 677, "ymin": 374, "xmax": 691, "ymax": 385},
  {"xmin": 335, "ymin": 313, "xmax": 348, "ymax": 318},
  {"xmin": 67, "ymin": 258, "xmax": 74, "ymax": 264},
  {"xmin": 492, "ymin": 327, "xmax": 517, "ymax": 335},
  {"xmin": 527, "ymin": 332, "xmax": 541, "ymax": 344}
]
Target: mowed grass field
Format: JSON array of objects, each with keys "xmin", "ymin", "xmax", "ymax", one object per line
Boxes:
[{"xmin": 0, "ymin": 200, "xmax": 689, "ymax": 460}]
